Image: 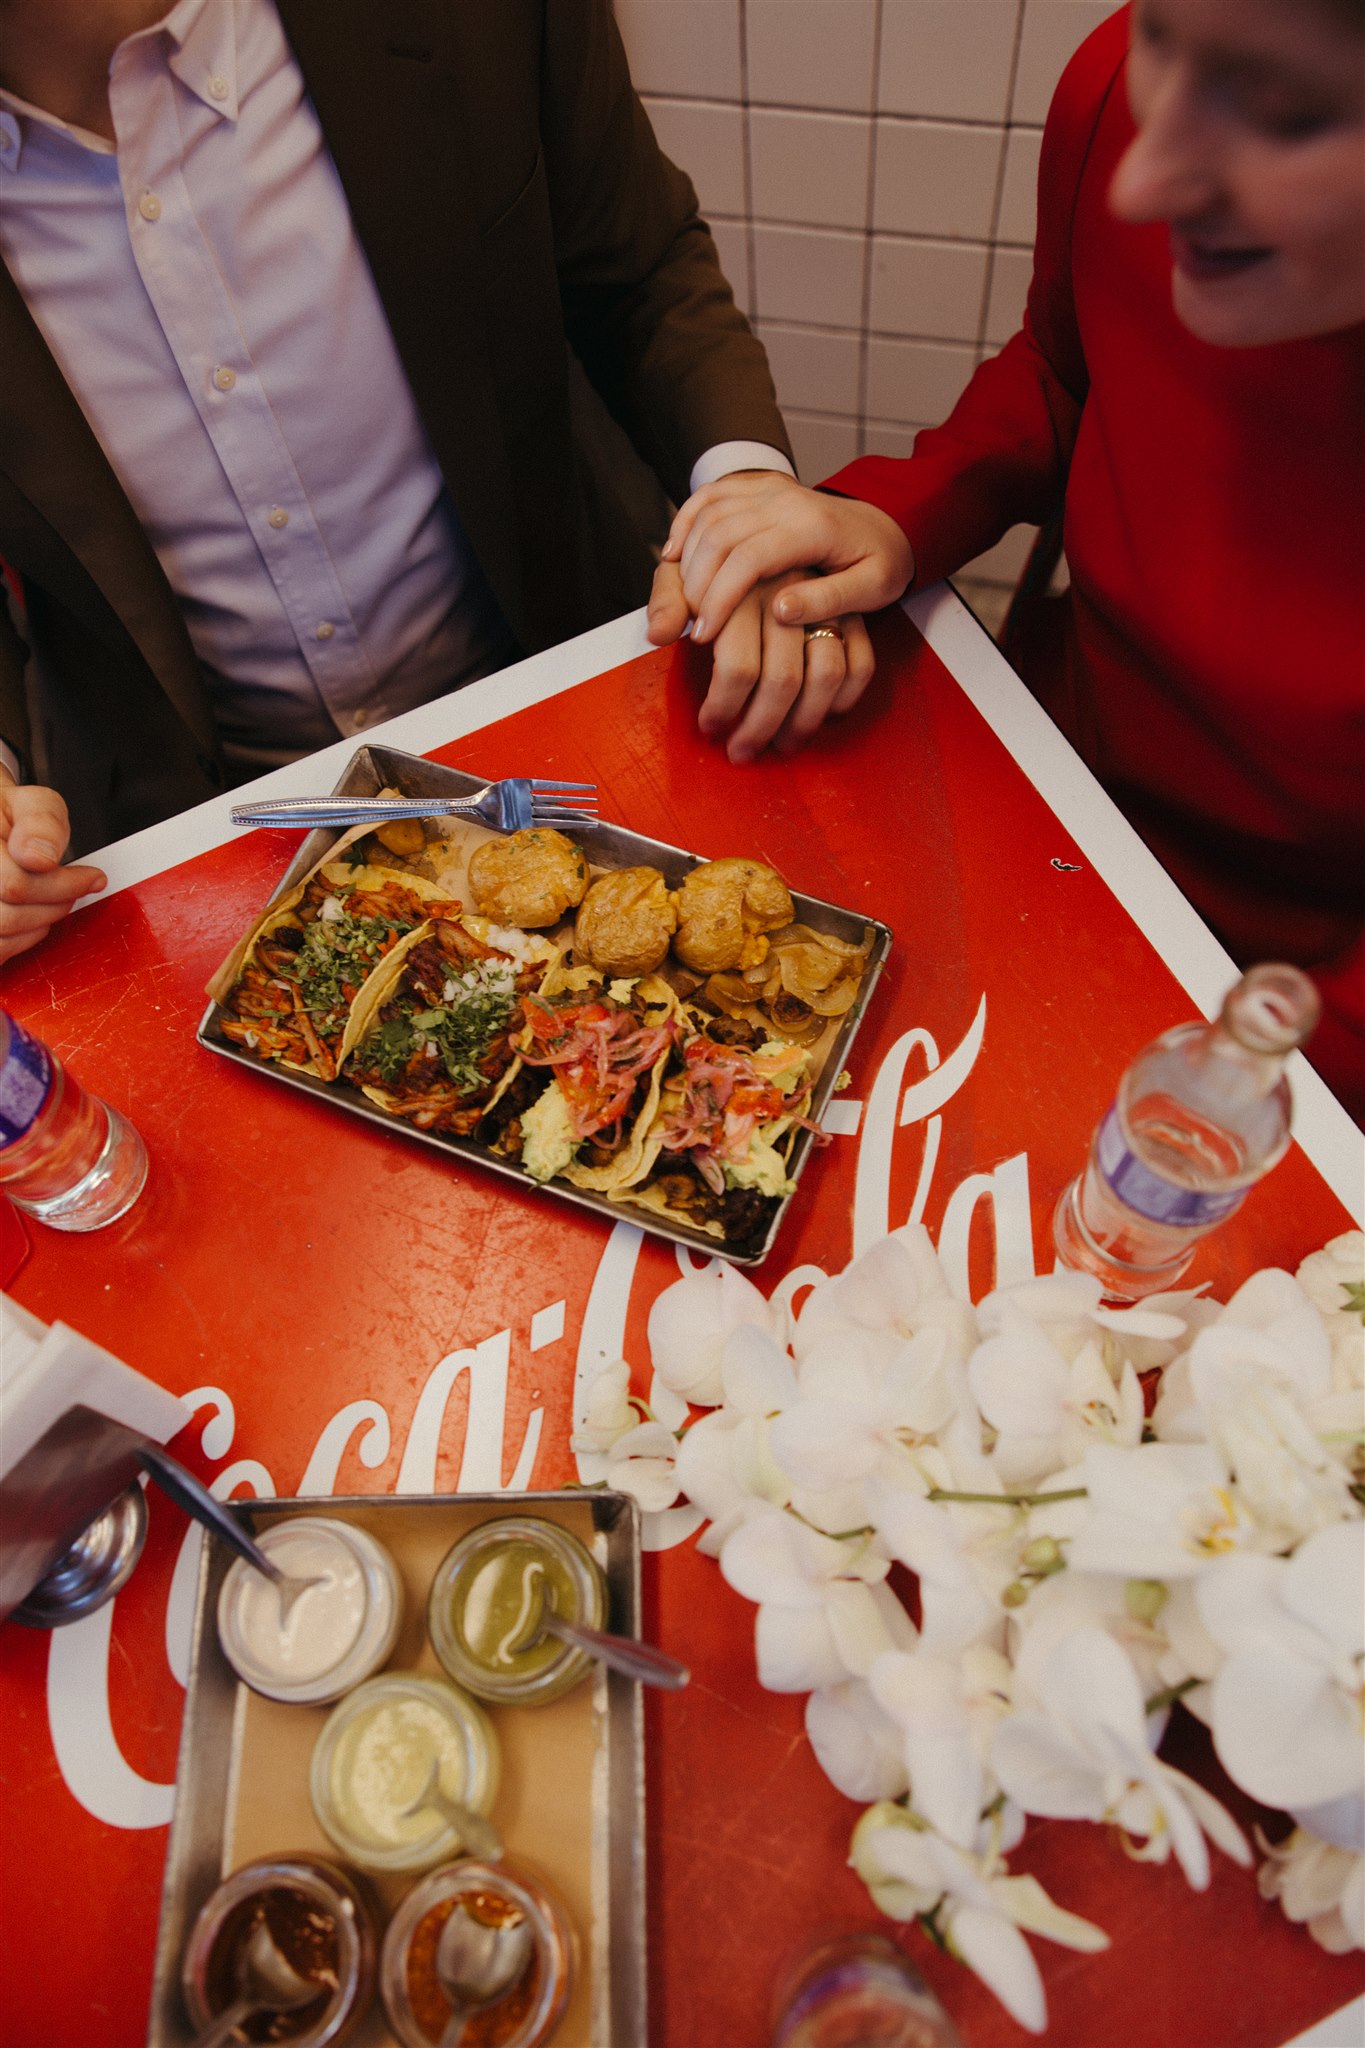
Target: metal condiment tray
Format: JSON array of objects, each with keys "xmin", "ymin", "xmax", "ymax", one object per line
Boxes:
[
  {"xmin": 145, "ymin": 1489, "xmax": 645, "ymax": 2048},
  {"xmin": 197, "ymin": 744, "xmax": 892, "ymax": 1264}
]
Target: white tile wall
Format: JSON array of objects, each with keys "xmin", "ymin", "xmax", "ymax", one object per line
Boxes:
[
  {"xmin": 746, "ymin": 0, "xmax": 878, "ymax": 112},
  {"xmin": 870, "ymin": 237, "xmax": 990, "ymax": 341},
  {"xmin": 750, "ymin": 108, "xmax": 872, "ymax": 229},
  {"xmin": 758, "ymin": 323, "xmax": 864, "ymax": 415},
  {"xmin": 752, "ymin": 223, "xmax": 867, "ymax": 328},
  {"xmin": 642, "ymin": 98, "xmax": 747, "ymax": 217},
  {"xmin": 878, "ymin": 0, "xmax": 1020, "ymax": 121},
  {"xmin": 997, "ymin": 125, "xmax": 1043, "ymax": 246},
  {"xmin": 616, "ymin": 0, "xmax": 1110, "ymax": 583},
  {"xmin": 874, "ymin": 120, "xmax": 1003, "ymax": 241}
]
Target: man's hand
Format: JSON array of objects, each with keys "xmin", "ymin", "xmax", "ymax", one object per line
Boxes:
[
  {"xmin": 0, "ymin": 768, "xmax": 106, "ymax": 964},
  {"xmin": 657, "ymin": 471, "xmax": 916, "ymax": 643},
  {"xmin": 647, "ymin": 561, "xmax": 874, "ymax": 763}
]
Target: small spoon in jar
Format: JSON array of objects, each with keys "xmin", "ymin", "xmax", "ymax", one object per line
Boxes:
[
  {"xmin": 396, "ymin": 1753, "xmax": 503, "ymax": 1864},
  {"xmin": 511, "ymin": 1581, "xmax": 690, "ymax": 1690},
  {"xmin": 138, "ymin": 1445, "xmax": 325, "ymax": 1623},
  {"xmin": 189, "ymin": 1916, "xmax": 319, "ymax": 2048},
  {"xmin": 435, "ymin": 1899, "xmax": 535, "ymax": 2048}
]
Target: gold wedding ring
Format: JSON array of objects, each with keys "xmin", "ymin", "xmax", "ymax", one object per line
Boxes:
[{"xmin": 804, "ymin": 625, "xmax": 844, "ymax": 643}]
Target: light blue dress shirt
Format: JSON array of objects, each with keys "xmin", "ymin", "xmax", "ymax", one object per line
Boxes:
[{"xmin": 0, "ymin": 0, "xmax": 788, "ymax": 780}]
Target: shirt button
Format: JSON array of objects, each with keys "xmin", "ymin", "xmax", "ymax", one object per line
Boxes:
[
  {"xmin": 315, "ymin": 622, "xmax": 336, "ymax": 641},
  {"xmin": 207, "ymin": 75, "xmax": 230, "ymax": 101},
  {"xmin": 212, "ymin": 366, "xmax": 236, "ymax": 392},
  {"xmin": 267, "ymin": 507, "xmax": 289, "ymax": 530},
  {"xmin": 138, "ymin": 190, "xmax": 162, "ymax": 221}
]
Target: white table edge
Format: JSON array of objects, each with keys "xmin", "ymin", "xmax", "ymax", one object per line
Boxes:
[{"xmin": 75, "ymin": 586, "xmax": 1363, "ymax": 1221}]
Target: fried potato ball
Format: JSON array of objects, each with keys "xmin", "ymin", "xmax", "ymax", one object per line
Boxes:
[
  {"xmin": 574, "ymin": 865, "xmax": 678, "ymax": 977},
  {"xmin": 673, "ymin": 857, "xmax": 794, "ymax": 974},
  {"xmin": 467, "ymin": 828, "xmax": 589, "ymax": 928}
]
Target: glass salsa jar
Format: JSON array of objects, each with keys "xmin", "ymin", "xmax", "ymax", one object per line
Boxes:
[
  {"xmin": 181, "ymin": 1853, "xmax": 377, "ymax": 2046},
  {"xmin": 380, "ymin": 1859, "xmax": 576, "ymax": 2048},
  {"xmin": 309, "ymin": 1670, "xmax": 501, "ymax": 1875},
  {"xmin": 217, "ymin": 1516, "xmax": 403, "ymax": 1706},
  {"xmin": 426, "ymin": 1515, "xmax": 607, "ymax": 1706}
]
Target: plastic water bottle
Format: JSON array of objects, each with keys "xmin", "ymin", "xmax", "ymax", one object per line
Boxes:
[
  {"xmin": 0, "ymin": 1011, "xmax": 148, "ymax": 1230},
  {"xmin": 1052, "ymin": 962, "xmax": 1320, "ymax": 1302},
  {"xmin": 771, "ymin": 1935, "xmax": 963, "ymax": 2048}
]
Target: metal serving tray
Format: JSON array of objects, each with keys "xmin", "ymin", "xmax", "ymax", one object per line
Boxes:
[
  {"xmin": 197, "ymin": 745, "xmax": 892, "ymax": 1265},
  {"xmin": 146, "ymin": 1490, "xmax": 645, "ymax": 2048}
]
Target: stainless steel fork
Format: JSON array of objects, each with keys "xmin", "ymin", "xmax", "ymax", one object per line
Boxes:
[{"xmin": 230, "ymin": 777, "xmax": 599, "ymax": 833}]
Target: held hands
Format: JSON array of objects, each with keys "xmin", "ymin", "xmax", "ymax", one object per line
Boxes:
[
  {"xmin": 645, "ymin": 472, "xmax": 915, "ymax": 763},
  {"xmin": 0, "ymin": 767, "xmax": 106, "ymax": 964}
]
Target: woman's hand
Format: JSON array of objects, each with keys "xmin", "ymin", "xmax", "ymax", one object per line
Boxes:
[{"xmin": 654, "ymin": 472, "xmax": 916, "ymax": 642}]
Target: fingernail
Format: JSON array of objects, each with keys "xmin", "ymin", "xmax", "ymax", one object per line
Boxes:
[
  {"xmin": 774, "ymin": 598, "xmax": 797, "ymax": 624},
  {"xmin": 728, "ymin": 745, "xmax": 753, "ymax": 766},
  {"xmin": 661, "ymin": 537, "xmax": 678, "ymax": 559},
  {"xmin": 681, "ymin": 618, "xmax": 694, "ymax": 639},
  {"xmin": 694, "ymin": 616, "xmax": 708, "ymax": 640}
]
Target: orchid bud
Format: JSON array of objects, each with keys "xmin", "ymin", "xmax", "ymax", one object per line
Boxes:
[
  {"xmin": 1021, "ymin": 1536, "xmax": 1065, "ymax": 1577},
  {"xmin": 1001, "ymin": 1580, "xmax": 1029, "ymax": 1609},
  {"xmin": 1124, "ymin": 1577, "xmax": 1168, "ymax": 1623}
]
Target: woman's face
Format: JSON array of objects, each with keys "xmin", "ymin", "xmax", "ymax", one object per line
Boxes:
[{"xmin": 1109, "ymin": 0, "xmax": 1365, "ymax": 346}]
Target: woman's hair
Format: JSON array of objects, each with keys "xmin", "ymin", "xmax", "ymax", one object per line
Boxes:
[{"xmin": 1313, "ymin": 0, "xmax": 1365, "ymax": 27}]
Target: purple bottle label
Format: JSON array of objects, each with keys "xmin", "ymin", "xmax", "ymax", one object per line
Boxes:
[
  {"xmin": 0, "ymin": 1016, "xmax": 52, "ymax": 1147},
  {"xmin": 1096, "ymin": 1105, "xmax": 1244, "ymax": 1229}
]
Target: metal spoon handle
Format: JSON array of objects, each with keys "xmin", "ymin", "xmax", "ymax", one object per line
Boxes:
[
  {"xmin": 137, "ymin": 1445, "xmax": 284, "ymax": 1587},
  {"xmin": 188, "ymin": 1993, "xmax": 256, "ymax": 2048},
  {"xmin": 438, "ymin": 2008, "xmax": 472, "ymax": 2048},
  {"xmin": 426, "ymin": 1788, "xmax": 503, "ymax": 1865},
  {"xmin": 548, "ymin": 1616, "xmax": 690, "ymax": 1690}
]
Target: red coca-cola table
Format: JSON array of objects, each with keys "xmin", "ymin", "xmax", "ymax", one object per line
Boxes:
[{"xmin": 0, "ymin": 589, "xmax": 1361, "ymax": 2048}]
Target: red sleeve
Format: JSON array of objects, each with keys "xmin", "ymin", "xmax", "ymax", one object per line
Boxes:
[{"xmin": 821, "ymin": 8, "xmax": 1130, "ymax": 589}]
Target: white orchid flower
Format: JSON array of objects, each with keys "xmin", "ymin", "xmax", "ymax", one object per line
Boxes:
[
  {"xmin": 849, "ymin": 1803, "xmax": 1108, "ymax": 2034},
  {"xmin": 805, "ymin": 1679, "xmax": 910, "ymax": 1803},
  {"xmin": 992, "ymin": 1627, "xmax": 1249, "ymax": 1888},
  {"xmin": 720, "ymin": 1505, "xmax": 913, "ymax": 1693},
  {"xmin": 1064, "ymin": 1442, "xmax": 1257, "ymax": 1579},
  {"xmin": 793, "ymin": 1223, "xmax": 977, "ymax": 1366},
  {"xmin": 1197, "ymin": 1518, "xmax": 1365, "ymax": 1813},
  {"xmin": 968, "ymin": 1303, "xmax": 1145, "ymax": 1488},
  {"xmin": 1166, "ymin": 1268, "xmax": 1358, "ymax": 1548},
  {"xmin": 603, "ymin": 1419, "xmax": 682, "ymax": 1513},
  {"xmin": 871, "ymin": 1480, "xmax": 1024, "ymax": 1652},
  {"xmin": 569, "ymin": 1358, "xmax": 637, "ymax": 1456},
  {"xmin": 976, "ymin": 1270, "xmax": 1187, "ymax": 1367},
  {"xmin": 1008, "ymin": 1569, "xmax": 1219, "ymax": 1721},
  {"xmin": 671, "ymin": 1321, "xmax": 799, "ymax": 1554},
  {"xmin": 868, "ymin": 1641, "xmax": 1014, "ymax": 1849},
  {"xmin": 647, "ymin": 1263, "xmax": 780, "ymax": 1408},
  {"xmin": 1296, "ymin": 1232, "xmax": 1365, "ymax": 1395},
  {"xmin": 1255, "ymin": 1826, "xmax": 1365, "ymax": 1955},
  {"xmin": 771, "ymin": 1323, "xmax": 962, "ymax": 1495}
]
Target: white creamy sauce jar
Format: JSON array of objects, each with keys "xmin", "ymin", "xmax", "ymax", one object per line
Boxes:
[{"xmin": 217, "ymin": 1516, "xmax": 402, "ymax": 1705}]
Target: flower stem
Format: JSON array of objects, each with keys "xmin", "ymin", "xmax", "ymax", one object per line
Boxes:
[{"xmin": 927, "ymin": 1486, "xmax": 1089, "ymax": 1507}]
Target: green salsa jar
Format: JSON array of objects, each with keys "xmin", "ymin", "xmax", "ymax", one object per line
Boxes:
[{"xmin": 427, "ymin": 1516, "xmax": 607, "ymax": 1705}]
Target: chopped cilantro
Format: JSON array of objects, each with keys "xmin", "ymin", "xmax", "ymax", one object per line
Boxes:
[{"xmin": 361, "ymin": 960, "xmax": 517, "ymax": 1095}]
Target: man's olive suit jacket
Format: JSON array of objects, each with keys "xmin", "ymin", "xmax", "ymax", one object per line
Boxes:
[{"xmin": 0, "ymin": 0, "xmax": 789, "ymax": 851}]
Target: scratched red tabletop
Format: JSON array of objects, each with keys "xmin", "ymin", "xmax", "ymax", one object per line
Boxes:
[{"xmin": 1, "ymin": 594, "xmax": 1361, "ymax": 2048}]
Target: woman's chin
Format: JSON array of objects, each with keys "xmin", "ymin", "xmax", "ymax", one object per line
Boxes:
[{"xmin": 1171, "ymin": 262, "xmax": 1365, "ymax": 349}]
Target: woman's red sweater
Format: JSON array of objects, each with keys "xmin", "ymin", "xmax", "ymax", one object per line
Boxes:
[{"xmin": 826, "ymin": 9, "xmax": 1365, "ymax": 1123}]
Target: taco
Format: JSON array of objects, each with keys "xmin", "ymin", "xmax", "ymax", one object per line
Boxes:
[
  {"xmin": 344, "ymin": 915, "xmax": 557, "ymax": 1135},
  {"xmin": 610, "ymin": 1015, "xmax": 820, "ymax": 1247},
  {"xmin": 215, "ymin": 863, "xmax": 463, "ymax": 1081},
  {"xmin": 480, "ymin": 967, "xmax": 680, "ymax": 1191}
]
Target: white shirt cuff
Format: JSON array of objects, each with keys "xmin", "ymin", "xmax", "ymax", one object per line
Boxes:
[
  {"xmin": 688, "ymin": 442, "xmax": 795, "ymax": 495},
  {"xmin": 0, "ymin": 741, "xmax": 20, "ymax": 782}
]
